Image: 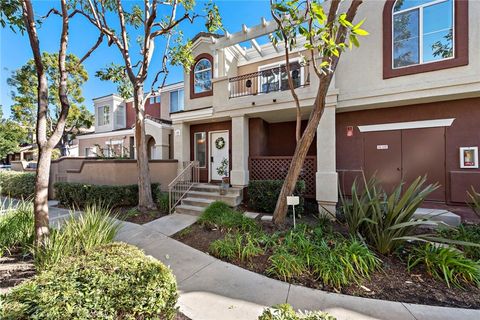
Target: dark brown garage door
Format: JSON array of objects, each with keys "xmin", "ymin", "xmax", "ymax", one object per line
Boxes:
[{"xmin": 364, "ymin": 128, "xmax": 446, "ymax": 202}]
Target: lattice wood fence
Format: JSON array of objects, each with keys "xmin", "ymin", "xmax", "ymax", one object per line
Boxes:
[{"xmin": 249, "ymin": 156, "xmax": 317, "ymax": 198}]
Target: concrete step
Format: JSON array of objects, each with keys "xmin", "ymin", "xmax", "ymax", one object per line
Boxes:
[
  {"xmin": 182, "ymin": 197, "xmax": 215, "ymax": 208},
  {"xmin": 186, "ymin": 190, "xmax": 242, "ymax": 207},
  {"xmin": 190, "ymin": 184, "xmax": 243, "ymax": 197},
  {"xmin": 413, "ymin": 208, "xmax": 461, "ymax": 227},
  {"xmin": 175, "ymin": 204, "xmax": 205, "ymax": 216}
]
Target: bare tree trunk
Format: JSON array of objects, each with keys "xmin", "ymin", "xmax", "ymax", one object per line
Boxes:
[
  {"xmin": 273, "ymin": 85, "xmax": 328, "ymax": 224},
  {"xmin": 134, "ymin": 85, "xmax": 156, "ymax": 211},
  {"xmin": 33, "ymin": 147, "xmax": 52, "ymax": 245}
]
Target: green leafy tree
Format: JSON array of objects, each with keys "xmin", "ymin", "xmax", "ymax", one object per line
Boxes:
[
  {"xmin": 269, "ymin": 0, "xmax": 367, "ymax": 224},
  {"xmin": 0, "ymin": 110, "xmax": 28, "ymax": 161},
  {"xmin": 1, "ymin": 0, "xmax": 103, "ymax": 247},
  {"xmin": 72, "ymin": 0, "xmax": 223, "ymax": 211},
  {"xmin": 7, "ymin": 52, "xmax": 93, "ymax": 155}
]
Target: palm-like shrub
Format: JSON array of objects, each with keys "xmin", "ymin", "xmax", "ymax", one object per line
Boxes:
[
  {"xmin": 341, "ymin": 175, "xmax": 439, "ymax": 254},
  {"xmin": 467, "ymin": 186, "xmax": 480, "ymax": 218}
]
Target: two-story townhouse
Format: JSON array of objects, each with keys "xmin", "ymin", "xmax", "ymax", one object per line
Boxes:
[
  {"xmin": 171, "ymin": 0, "xmax": 480, "ymax": 214},
  {"xmin": 76, "ymin": 82, "xmax": 185, "ymax": 160}
]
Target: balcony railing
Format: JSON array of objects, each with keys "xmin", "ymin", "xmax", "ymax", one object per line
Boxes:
[{"xmin": 229, "ymin": 62, "xmax": 310, "ymax": 99}]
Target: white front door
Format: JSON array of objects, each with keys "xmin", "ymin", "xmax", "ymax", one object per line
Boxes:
[{"xmin": 210, "ymin": 131, "xmax": 229, "ymax": 181}]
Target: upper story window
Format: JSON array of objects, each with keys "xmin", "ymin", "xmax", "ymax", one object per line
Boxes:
[
  {"xmin": 393, "ymin": 0, "xmax": 454, "ymax": 69},
  {"xmin": 383, "ymin": 0, "xmax": 468, "ymax": 78},
  {"xmin": 115, "ymin": 105, "xmax": 125, "ymax": 127},
  {"xmin": 190, "ymin": 54, "xmax": 214, "ymax": 99},
  {"xmin": 98, "ymin": 105, "xmax": 110, "ymax": 126},
  {"xmin": 170, "ymin": 89, "xmax": 184, "ymax": 113},
  {"xmin": 149, "ymin": 96, "xmax": 160, "ymax": 104}
]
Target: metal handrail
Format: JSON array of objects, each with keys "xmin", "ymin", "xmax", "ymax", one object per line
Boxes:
[{"xmin": 168, "ymin": 161, "xmax": 200, "ymax": 214}]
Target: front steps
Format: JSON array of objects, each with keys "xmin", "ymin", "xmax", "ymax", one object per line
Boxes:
[{"xmin": 174, "ymin": 183, "xmax": 243, "ymax": 216}]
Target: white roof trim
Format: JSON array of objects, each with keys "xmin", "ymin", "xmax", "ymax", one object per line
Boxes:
[
  {"xmin": 76, "ymin": 128, "xmax": 133, "ymax": 140},
  {"xmin": 170, "ymin": 107, "xmax": 214, "ymax": 123},
  {"xmin": 358, "ymin": 118, "xmax": 456, "ymax": 132}
]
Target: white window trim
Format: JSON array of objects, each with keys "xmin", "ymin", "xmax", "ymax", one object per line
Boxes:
[
  {"xmin": 391, "ymin": 0, "xmax": 455, "ymax": 69},
  {"xmin": 170, "ymin": 89, "xmax": 185, "ymax": 113},
  {"xmin": 193, "ymin": 59, "xmax": 212, "ymax": 93}
]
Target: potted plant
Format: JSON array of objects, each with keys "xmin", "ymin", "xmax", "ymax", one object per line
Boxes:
[{"xmin": 216, "ymin": 157, "xmax": 229, "ymax": 195}]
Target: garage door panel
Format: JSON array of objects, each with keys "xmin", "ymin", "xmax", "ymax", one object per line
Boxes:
[{"xmin": 402, "ymin": 128, "xmax": 446, "ymax": 201}]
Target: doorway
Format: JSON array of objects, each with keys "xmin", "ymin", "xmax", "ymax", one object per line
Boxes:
[
  {"xmin": 363, "ymin": 127, "xmax": 446, "ymax": 201},
  {"xmin": 209, "ymin": 131, "xmax": 230, "ymax": 181}
]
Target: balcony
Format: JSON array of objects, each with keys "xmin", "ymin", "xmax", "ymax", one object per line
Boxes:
[{"xmin": 228, "ymin": 62, "xmax": 310, "ymax": 99}]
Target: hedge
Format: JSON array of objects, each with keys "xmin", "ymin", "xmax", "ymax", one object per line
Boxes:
[
  {"xmin": 54, "ymin": 182, "xmax": 160, "ymax": 208},
  {"xmin": 1, "ymin": 243, "xmax": 178, "ymax": 320},
  {"xmin": 248, "ymin": 180, "xmax": 306, "ymax": 215},
  {"xmin": 0, "ymin": 171, "xmax": 35, "ymax": 199}
]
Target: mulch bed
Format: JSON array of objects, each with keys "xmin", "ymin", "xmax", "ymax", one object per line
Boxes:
[
  {"xmin": 0, "ymin": 251, "xmax": 36, "ymax": 295},
  {"xmin": 115, "ymin": 207, "xmax": 168, "ymax": 224},
  {"xmin": 173, "ymin": 220, "xmax": 480, "ymax": 309}
]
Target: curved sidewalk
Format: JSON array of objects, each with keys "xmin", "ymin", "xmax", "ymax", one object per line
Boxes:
[{"xmin": 115, "ymin": 218, "xmax": 480, "ymax": 320}]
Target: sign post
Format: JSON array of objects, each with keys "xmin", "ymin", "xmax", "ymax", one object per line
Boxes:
[{"xmin": 287, "ymin": 195, "xmax": 300, "ymax": 228}]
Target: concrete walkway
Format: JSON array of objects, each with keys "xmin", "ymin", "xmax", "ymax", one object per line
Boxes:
[{"xmin": 115, "ymin": 220, "xmax": 480, "ymax": 320}]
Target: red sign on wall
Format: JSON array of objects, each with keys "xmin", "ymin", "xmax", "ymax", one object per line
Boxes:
[{"xmin": 347, "ymin": 126, "xmax": 354, "ymax": 137}]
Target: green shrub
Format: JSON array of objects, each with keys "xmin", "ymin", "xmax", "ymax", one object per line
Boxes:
[
  {"xmin": 54, "ymin": 182, "xmax": 160, "ymax": 208},
  {"xmin": 0, "ymin": 200, "xmax": 34, "ymax": 257},
  {"xmin": 439, "ymin": 224, "xmax": 480, "ymax": 261},
  {"xmin": 210, "ymin": 232, "xmax": 263, "ymax": 262},
  {"xmin": 156, "ymin": 190, "xmax": 170, "ymax": 214},
  {"xmin": 35, "ymin": 204, "xmax": 121, "ymax": 270},
  {"xmin": 1, "ymin": 243, "xmax": 178, "ymax": 320},
  {"xmin": 248, "ymin": 180, "xmax": 306, "ymax": 215},
  {"xmin": 259, "ymin": 304, "xmax": 336, "ymax": 320},
  {"xmin": 408, "ymin": 243, "xmax": 480, "ymax": 288},
  {"xmin": 340, "ymin": 175, "xmax": 440, "ymax": 254},
  {"xmin": 0, "ymin": 171, "xmax": 35, "ymax": 199},
  {"xmin": 199, "ymin": 201, "xmax": 259, "ymax": 232}
]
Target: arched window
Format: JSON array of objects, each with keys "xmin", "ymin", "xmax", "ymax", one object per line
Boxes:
[
  {"xmin": 193, "ymin": 58, "xmax": 212, "ymax": 94},
  {"xmin": 383, "ymin": 0, "xmax": 468, "ymax": 78}
]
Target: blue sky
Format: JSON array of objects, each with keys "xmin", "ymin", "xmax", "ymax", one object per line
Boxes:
[{"xmin": 0, "ymin": 0, "xmax": 271, "ymax": 118}]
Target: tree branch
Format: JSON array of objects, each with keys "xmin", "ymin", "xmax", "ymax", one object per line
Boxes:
[{"xmin": 78, "ymin": 33, "xmax": 104, "ymax": 65}]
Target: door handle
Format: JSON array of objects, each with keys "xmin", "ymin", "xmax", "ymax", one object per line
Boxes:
[
  {"xmin": 397, "ymin": 168, "xmax": 401, "ymax": 171},
  {"xmin": 211, "ymin": 156, "xmax": 214, "ymax": 162}
]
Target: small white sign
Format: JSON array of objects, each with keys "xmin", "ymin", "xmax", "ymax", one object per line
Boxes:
[
  {"xmin": 174, "ymin": 129, "xmax": 181, "ymax": 136},
  {"xmin": 377, "ymin": 145, "xmax": 389, "ymax": 150},
  {"xmin": 287, "ymin": 196, "xmax": 300, "ymax": 206}
]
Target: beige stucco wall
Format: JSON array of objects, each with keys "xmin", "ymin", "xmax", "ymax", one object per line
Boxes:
[
  {"xmin": 49, "ymin": 157, "xmax": 178, "ymax": 198},
  {"xmin": 335, "ymin": 0, "xmax": 480, "ymax": 111}
]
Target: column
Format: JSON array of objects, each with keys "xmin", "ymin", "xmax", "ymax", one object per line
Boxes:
[
  {"xmin": 230, "ymin": 116, "xmax": 249, "ymax": 187},
  {"xmin": 316, "ymin": 104, "xmax": 338, "ymax": 218},
  {"xmin": 173, "ymin": 122, "xmax": 190, "ymax": 174}
]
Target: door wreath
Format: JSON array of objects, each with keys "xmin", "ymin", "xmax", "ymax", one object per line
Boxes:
[{"xmin": 215, "ymin": 137, "xmax": 226, "ymax": 150}]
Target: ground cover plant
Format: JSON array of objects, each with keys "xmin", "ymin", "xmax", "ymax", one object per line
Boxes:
[
  {"xmin": 408, "ymin": 243, "xmax": 480, "ymax": 288},
  {"xmin": 1, "ymin": 243, "xmax": 178, "ymax": 320},
  {"xmin": 35, "ymin": 204, "xmax": 121, "ymax": 270},
  {"xmin": 0, "ymin": 171, "xmax": 35, "ymax": 199},
  {"xmin": 439, "ymin": 224, "xmax": 480, "ymax": 261},
  {"xmin": 248, "ymin": 180, "xmax": 306, "ymax": 215},
  {"xmin": 258, "ymin": 304, "xmax": 335, "ymax": 320},
  {"xmin": 0, "ymin": 200, "xmax": 34, "ymax": 257}
]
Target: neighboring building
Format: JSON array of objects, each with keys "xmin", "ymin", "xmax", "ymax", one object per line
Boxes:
[
  {"xmin": 76, "ymin": 82, "xmax": 183, "ymax": 160},
  {"xmin": 170, "ymin": 0, "xmax": 480, "ymax": 213}
]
